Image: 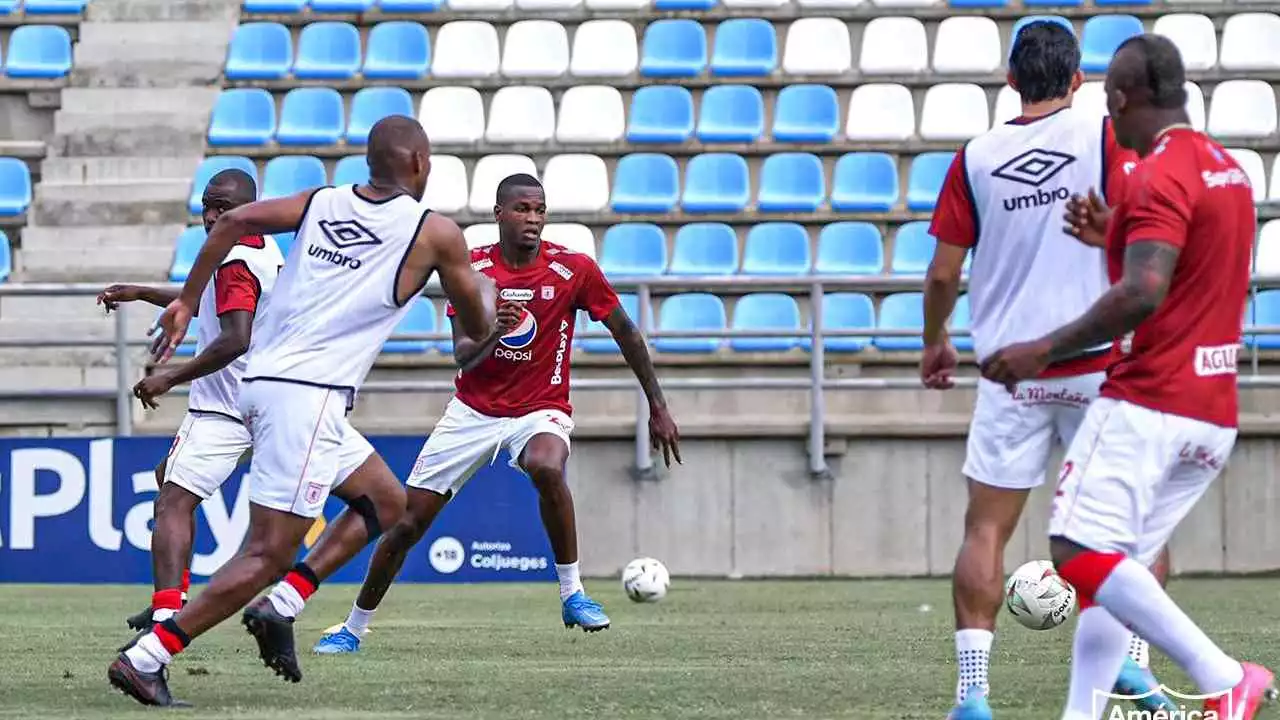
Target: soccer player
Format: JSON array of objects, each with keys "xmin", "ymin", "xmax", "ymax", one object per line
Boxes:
[
  {"xmin": 309, "ymin": 173, "xmax": 681, "ymax": 654},
  {"xmin": 108, "ymin": 116, "xmax": 497, "ymax": 707},
  {"xmin": 96, "ymin": 168, "xmax": 282, "ymax": 635},
  {"xmin": 921, "ymin": 21, "xmax": 1172, "ymax": 720},
  {"xmin": 982, "ymin": 35, "xmax": 1276, "ymax": 720}
]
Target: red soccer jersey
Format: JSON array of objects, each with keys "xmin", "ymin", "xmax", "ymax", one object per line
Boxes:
[
  {"xmin": 447, "ymin": 241, "xmax": 621, "ymax": 418},
  {"xmin": 1100, "ymin": 128, "xmax": 1255, "ymax": 428}
]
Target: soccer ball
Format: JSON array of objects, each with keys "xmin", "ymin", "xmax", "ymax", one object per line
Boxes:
[
  {"xmin": 621, "ymin": 557, "xmax": 669, "ymax": 603},
  {"xmin": 1004, "ymin": 560, "xmax": 1076, "ymax": 630}
]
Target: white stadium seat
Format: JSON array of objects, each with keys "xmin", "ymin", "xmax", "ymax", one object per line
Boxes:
[
  {"xmin": 796, "ymin": 0, "xmax": 861, "ymax": 7},
  {"xmin": 1166, "ymin": 0, "xmax": 1218, "ymax": 4},
  {"xmin": 1220, "ymin": 13, "xmax": 1280, "ymax": 71},
  {"xmin": 1185, "ymin": 81, "xmax": 1207, "ymax": 131},
  {"xmin": 933, "ymin": 17, "xmax": 1001, "ymax": 75},
  {"xmin": 1270, "ymin": 155, "xmax": 1280, "ymax": 203},
  {"xmin": 516, "ymin": 0, "xmax": 580, "ymax": 10},
  {"xmin": 1073, "ymin": 81, "xmax": 1108, "ymax": 119},
  {"xmin": 556, "ymin": 86, "xmax": 625, "ymax": 144},
  {"xmin": 1226, "ymin": 148, "xmax": 1267, "ymax": 204},
  {"xmin": 1153, "ymin": 14, "xmax": 1217, "ymax": 71},
  {"xmin": 782, "ymin": 18, "xmax": 852, "ymax": 75},
  {"xmin": 919, "ymin": 84, "xmax": 989, "ymax": 141},
  {"xmin": 464, "ymin": 223, "xmax": 499, "ymax": 248},
  {"xmin": 570, "ymin": 20, "xmax": 639, "ymax": 77},
  {"xmin": 502, "ymin": 20, "xmax": 570, "ymax": 78},
  {"xmin": 993, "ymin": 86, "xmax": 1019, "ymax": 126},
  {"xmin": 1208, "ymin": 80, "xmax": 1278, "ymax": 138},
  {"xmin": 584, "ymin": 0, "xmax": 645, "ymax": 9},
  {"xmin": 421, "ymin": 155, "xmax": 468, "ymax": 213},
  {"xmin": 485, "ymin": 87, "xmax": 556, "ymax": 143},
  {"xmin": 859, "ymin": 17, "xmax": 928, "ymax": 75},
  {"xmin": 1257, "ymin": 221, "xmax": 1280, "ymax": 275},
  {"xmin": 845, "ymin": 83, "xmax": 914, "ymax": 141},
  {"xmin": 724, "ymin": 0, "xmax": 787, "ymax": 8},
  {"xmin": 447, "ymin": 0, "xmax": 511, "ymax": 9},
  {"xmin": 543, "ymin": 154, "xmax": 610, "ymax": 213},
  {"xmin": 418, "ymin": 87, "xmax": 485, "ymax": 144},
  {"xmin": 869, "ymin": 0, "xmax": 938, "ymax": 8},
  {"xmin": 432, "ymin": 22, "xmax": 500, "ymax": 78},
  {"xmin": 470, "ymin": 155, "xmax": 537, "ymax": 212},
  {"xmin": 542, "ymin": 223, "xmax": 598, "ymax": 258}
]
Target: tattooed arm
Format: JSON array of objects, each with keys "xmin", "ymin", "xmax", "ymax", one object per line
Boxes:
[{"xmin": 604, "ymin": 307, "xmax": 681, "ymax": 466}]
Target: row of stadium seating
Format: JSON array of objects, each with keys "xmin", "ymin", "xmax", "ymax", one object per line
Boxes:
[
  {"xmin": 0, "ymin": 0, "xmax": 86, "ymax": 13},
  {"xmin": 238, "ymin": 0, "xmax": 1270, "ymax": 14},
  {"xmin": 0, "ymin": 25, "xmax": 72, "ymax": 78}
]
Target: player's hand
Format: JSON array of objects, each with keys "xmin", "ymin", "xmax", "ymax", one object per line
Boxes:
[
  {"xmin": 980, "ymin": 339, "xmax": 1051, "ymax": 393},
  {"xmin": 153, "ymin": 298, "xmax": 194, "ymax": 365},
  {"xmin": 921, "ymin": 340, "xmax": 959, "ymax": 390},
  {"xmin": 97, "ymin": 284, "xmax": 142, "ymax": 313},
  {"xmin": 495, "ymin": 300, "xmax": 524, "ymax": 334},
  {"xmin": 648, "ymin": 403, "xmax": 681, "ymax": 468},
  {"xmin": 133, "ymin": 371, "xmax": 175, "ymax": 410},
  {"xmin": 1063, "ymin": 188, "xmax": 1111, "ymax": 249}
]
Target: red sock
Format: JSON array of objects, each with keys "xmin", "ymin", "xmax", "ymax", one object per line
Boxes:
[
  {"xmin": 283, "ymin": 565, "xmax": 318, "ymax": 601},
  {"xmin": 152, "ymin": 588, "xmax": 183, "ymax": 612},
  {"xmin": 180, "ymin": 570, "xmax": 191, "ymax": 596},
  {"xmin": 153, "ymin": 619, "xmax": 190, "ymax": 656},
  {"xmin": 1058, "ymin": 550, "xmax": 1125, "ymax": 610}
]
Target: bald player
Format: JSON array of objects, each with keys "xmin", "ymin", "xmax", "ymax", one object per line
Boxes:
[{"xmin": 108, "ymin": 116, "xmax": 497, "ymax": 707}]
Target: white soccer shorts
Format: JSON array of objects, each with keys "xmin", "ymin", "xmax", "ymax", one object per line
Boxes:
[
  {"xmin": 163, "ymin": 412, "xmax": 251, "ymax": 499},
  {"xmin": 963, "ymin": 372, "xmax": 1104, "ymax": 490},
  {"xmin": 238, "ymin": 381, "xmax": 375, "ymax": 518},
  {"xmin": 1048, "ymin": 397, "xmax": 1236, "ymax": 567},
  {"xmin": 406, "ymin": 397, "xmax": 575, "ymax": 496}
]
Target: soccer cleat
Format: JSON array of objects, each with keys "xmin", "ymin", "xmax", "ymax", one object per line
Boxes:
[
  {"xmin": 313, "ymin": 626, "xmax": 361, "ymax": 655},
  {"xmin": 945, "ymin": 685, "xmax": 992, "ymax": 720},
  {"xmin": 561, "ymin": 590, "xmax": 610, "ymax": 632},
  {"xmin": 1203, "ymin": 662, "xmax": 1278, "ymax": 720},
  {"xmin": 125, "ymin": 605, "xmax": 153, "ymax": 632},
  {"xmin": 107, "ymin": 652, "xmax": 189, "ymax": 707},
  {"xmin": 242, "ymin": 597, "xmax": 302, "ymax": 683},
  {"xmin": 1113, "ymin": 657, "xmax": 1178, "ymax": 712}
]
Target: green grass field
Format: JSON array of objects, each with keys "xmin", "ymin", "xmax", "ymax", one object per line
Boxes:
[{"xmin": 3, "ymin": 579, "xmax": 1279, "ymax": 719}]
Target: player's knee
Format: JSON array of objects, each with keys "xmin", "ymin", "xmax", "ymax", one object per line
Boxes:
[
  {"xmin": 154, "ymin": 482, "xmax": 199, "ymax": 520},
  {"xmin": 962, "ymin": 512, "xmax": 1016, "ymax": 549}
]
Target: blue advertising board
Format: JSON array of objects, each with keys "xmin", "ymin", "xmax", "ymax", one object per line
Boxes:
[{"xmin": 0, "ymin": 437, "xmax": 556, "ymax": 584}]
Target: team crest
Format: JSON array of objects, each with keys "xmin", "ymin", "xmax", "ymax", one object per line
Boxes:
[
  {"xmin": 541, "ymin": 285, "xmax": 555, "ymax": 300},
  {"xmin": 304, "ymin": 482, "xmax": 325, "ymax": 505}
]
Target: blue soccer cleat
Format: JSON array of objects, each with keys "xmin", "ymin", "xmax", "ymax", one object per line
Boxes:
[
  {"xmin": 562, "ymin": 590, "xmax": 610, "ymax": 632},
  {"xmin": 946, "ymin": 685, "xmax": 993, "ymax": 720},
  {"xmin": 312, "ymin": 625, "xmax": 361, "ymax": 655},
  {"xmin": 1114, "ymin": 657, "xmax": 1178, "ymax": 712}
]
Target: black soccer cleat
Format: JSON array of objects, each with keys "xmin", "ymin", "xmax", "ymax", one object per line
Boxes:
[
  {"xmin": 242, "ymin": 597, "xmax": 302, "ymax": 683},
  {"xmin": 125, "ymin": 605, "xmax": 154, "ymax": 632},
  {"xmin": 117, "ymin": 627, "xmax": 150, "ymax": 653},
  {"xmin": 108, "ymin": 652, "xmax": 190, "ymax": 707}
]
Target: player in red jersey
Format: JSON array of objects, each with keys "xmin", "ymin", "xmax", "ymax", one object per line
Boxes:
[
  {"xmin": 983, "ymin": 35, "xmax": 1276, "ymax": 719},
  {"xmin": 307, "ymin": 173, "xmax": 681, "ymax": 652}
]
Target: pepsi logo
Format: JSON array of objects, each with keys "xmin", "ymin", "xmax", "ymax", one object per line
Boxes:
[{"xmin": 499, "ymin": 308, "xmax": 537, "ymax": 349}]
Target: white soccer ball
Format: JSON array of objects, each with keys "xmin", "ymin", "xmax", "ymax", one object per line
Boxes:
[
  {"xmin": 1004, "ymin": 560, "xmax": 1076, "ymax": 630},
  {"xmin": 621, "ymin": 557, "xmax": 670, "ymax": 603}
]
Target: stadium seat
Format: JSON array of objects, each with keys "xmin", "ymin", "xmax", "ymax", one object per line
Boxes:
[
  {"xmin": 312, "ymin": 0, "xmax": 373, "ymax": 9},
  {"xmin": 347, "ymin": 87, "xmax": 414, "ymax": 145},
  {"xmin": 640, "ymin": 19, "xmax": 707, "ymax": 77},
  {"xmin": 772, "ymin": 85, "xmax": 839, "ymax": 143},
  {"xmin": 208, "ymin": 89, "xmax": 276, "ymax": 146},
  {"xmin": 273, "ymin": 232, "xmax": 295, "ymax": 258},
  {"xmin": 242, "ymin": 0, "xmax": 305, "ymax": 9},
  {"xmin": 1257, "ymin": 221, "xmax": 1280, "ymax": 275},
  {"xmin": 517, "ymin": 0, "xmax": 581, "ymax": 10},
  {"xmin": 1080, "ymin": 15, "xmax": 1143, "ymax": 73},
  {"xmin": 723, "ymin": 0, "xmax": 786, "ymax": 9},
  {"xmin": 448, "ymin": 0, "xmax": 512, "ymax": 11},
  {"xmin": 333, "ymin": 155, "xmax": 369, "ymax": 186},
  {"xmin": 469, "ymin": 155, "xmax": 536, "ymax": 212},
  {"xmin": 906, "ymin": 153, "xmax": 953, "ymax": 212},
  {"xmin": 363, "ymin": 22, "xmax": 431, "ymax": 80},
  {"xmin": 422, "ymin": 155, "xmax": 468, "ymax": 213},
  {"xmin": 933, "ymin": 17, "xmax": 1001, "ymax": 74},
  {"xmin": 486, "ymin": 87, "xmax": 555, "ymax": 144},
  {"xmin": 951, "ymin": 294, "xmax": 973, "ymax": 352},
  {"xmin": 993, "ymin": 86, "xmax": 1020, "ymax": 126},
  {"xmin": 170, "ymin": 226, "xmax": 207, "ymax": 282},
  {"xmin": 502, "ymin": 20, "xmax": 570, "ymax": 78},
  {"xmin": 875, "ymin": 292, "xmax": 924, "ymax": 351},
  {"xmin": 1208, "ymin": 81, "xmax": 1277, "ymax": 138},
  {"xmin": 655, "ymin": 0, "xmax": 716, "ymax": 9},
  {"xmin": 378, "ymin": 0, "xmax": 444, "ymax": 9},
  {"xmin": 697, "ymin": 85, "xmax": 764, "ymax": 143},
  {"xmin": 543, "ymin": 154, "xmax": 609, "ymax": 213},
  {"xmin": 1185, "ymin": 81, "xmax": 1207, "ymax": 131},
  {"xmin": 276, "ymin": 88, "xmax": 345, "ymax": 146},
  {"xmin": 814, "ymin": 222, "xmax": 884, "ymax": 275},
  {"xmin": 758, "ymin": 153, "xmax": 825, "ymax": 213},
  {"xmin": 611, "ymin": 154, "xmax": 679, "ymax": 212},
  {"xmin": 585, "ymin": 0, "xmax": 646, "ymax": 10},
  {"xmin": 599, "ymin": 224, "xmax": 668, "ymax": 277},
  {"xmin": 418, "ymin": 87, "xmax": 485, "ymax": 144},
  {"xmin": 23, "ymin": 0, "xmax": 88, "ymax": 11},
  {"xmin": 4, "ymin": 25, "xmax": 71, "ymax": 78},
  {"xmin": 294, "ymin": 22, "xmax": 361, "ymax": 80},
  {"xmin": 541, "ymin": 223, "xmax": 597, "ymax": 258},
  {"xmin": 669, "ymin": 223, "xmax": 738, "ymax": 275},
  {"xmin": 570, "ymin": 20, "xmax": 638, "ymax": 77},
  {"xmin": 654, "ymin": 293, "xmax": 726, "ymax": 353},
  {"xmin": 860, "ymin": 17, "xmax": 928, "ymax": 74},
  {"xmin": 1153, "ymin": 14, "xmax": 1217, "ymax": 71},
  {"xmin": 845, "ymin": 84, "xmax": 915, "ymax": 141},
  {"xmin": 949, "ymin": 0, "xmax": 1005, "ymax": 7},
  {"xmin": 261, "ymin": 156, "xmax": 326, "ymax": 201},
  {"xmin": 188, "ymin": 156, "xmax": 257, "ymax": 215},
  {"xmin": 890, "ymin": 222, "xmax": 934, "ymax": 275},
  {"xmin": 1227, "ymin": 148, "xmax": 1268, "ymax": 204},
  {"xmin": 731, "ymin": 294, "xmax": 802, "ymax": 352},
  {"xmin": 0, "ymin": 230, "xmax": 10, "ymax": 283},
  {"xmin": 464, "ymin": 223, "xmax": 499, "ymax": 248},
  {"xmin": 782, "ymin": 17, "xmax": 852, "ymax": 74},
  {"xmin": 813, "ymin": 293, "xmax": 875, "ymax": 353},
  {"xmin": 920, "ymin": 84, "xmax": 989, "ymax": 141},
  {"xmin": 384, "ymin": 298, "xmax": 436, "ymax": 354},
  {"xmin": 710, "ymin": 18, "xmax": 777, "ymax": 77},
  {"xmin": 433, "ymin": 21, "xmax": 500, "ymax": 78},
  {"xmin": 224, "ymin": 23, "xmax": 292, "ymax": 81},
  {"xmin": 1220, "ymin": 13, "xmax": 1280, "ymax": 71},
  {"xmin": 0, "ymin": 158, "xmax": 29, "ymax": 216},
  {"xmin": 830, "ymin": 153, "xmax": 898, "ymax": 212},
  {"xmin": 627, "ymin": 87, "xmax": 695, "ymax": 143},
  {"xmin": 795, "ymin": 0, "xmax": 859, "ymax": 7},
  {"xmin": 1253, "ymin": 290, "xmax": 1280, "ymax": 349},
  {"xmin": 1271, "ymin": 156, "xmax": 1280, "ymax": 203},
  {"xmin": 0, "ymin": 1, "xmax": 16, "ymax": 12},
  {"xmin": 1072, "ymin": 81, "xmax": 1108, "ymax": 119},
  {"xmin": 556, "ymin": 86, "xmax": 625, "ymax": 144},
  {"xmin": 682, "ymin": 154, "xmax": 750, "ymax": 213},
  {"xmin": 742, "ymin": 223, "xmax": 810, "ymax": 275},
  {"xmin": 579, "ymin": 294, "xmax": 640, "ymax": 353}
]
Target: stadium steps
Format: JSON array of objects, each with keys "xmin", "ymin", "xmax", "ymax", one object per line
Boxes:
[
  {"xmin": 17, "ymin": 224, "xmax": 178, "ymax": 281},
  {"xmin": 70, "ymin": 20, "xmax": 236, "ymax": 88},
  {"xmin": 54, "ymin": 88, "xmax": 216, "ymax": 156},
  {"xmin": 33, "ymin": 179, "xmax": 193, "ymax": 227}
]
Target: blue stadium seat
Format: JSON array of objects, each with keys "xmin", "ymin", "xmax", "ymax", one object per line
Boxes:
[
  {"xmin": 224, "ymin": 23, "xmax": 292, "ymax": 80},
  {"xmin": 1094, "ymin": 0, "xmax": 1148, "ymax": 6},
  {"xmin": 758, "ymin": 153, "xmax": 824, "ymax": 213},
  {"xmin": 654, "ymin": 293, "xmax": 725, "ymax": 353},
  {"xmin": 814, "ymin": 222, "xmax": 884, "ymax": 275},
  {"xmin": 579, "ymin": 294, "xmax": 640, "ymax": 354},
  {"xmin": 710, "ymin": 18, "xmax": 777, "ymax": 77},
  {"xmin": 655, "ymin": 0, "xmax": 716, "ymax": 8},
  {"xmin": 5, "ymin": 25, "xmax": 72, "ymax": 78},
  {"xmin": 208, "ymin": 89, "xmax": 276, "ymax": 146},
  {"xmin": 1253, "ymin": 291, "xmax": 1280, "ymax": 349},
  {"xmin": 347, "ymin": 87, "xmax": 414, "ymax": 144},
  {"xmin": 294, "ymin": 22, "xmax": 361, "ymax": 80},
  {"xmin": 640, "ymin": 19, "xmax": 707, "ymax": 78},
  {"xmin": 384, "ymin": 298, "xmax": 436, "ymax": 353},
  {"xmin": 363, "ymin": 22, "xmax": 430, "ymax": 80},
  {"xmin": 273, "ymin": 231, "xmax": 296, "ymax": 258},
  {"xmin": 812, "ymin": 293, "xmax": 875, "ymax": 353},
  {"xmin": 831, "ymin": 153, "xmax": 899, "ymax": 212},
  {"xmin": 696, "ymin": 85, "xmax": 764, "ymax": 143},
  {"xmin": 243, "ymin": 0, "xmax": 305, "ymax": 10},
  {"xmin": 188, "ymin": 156, "xmax": 257, "ymax": 215},
  {"xmin": 611, "ymin": 154, "xmax": 679, "ymax": 213},
  {"xmin": 277, "ymin": 87, "xmax": 345, "ymax": 146},
  {"xmin": 627, "ymin": 86, "xmax": 695, "ymax": 144},
  {"xmin": 22, "ymin": 0, "xmax": 87, "ymax": 12},
  {"xmin": 949, "ymin": 0, "xmax": 1007, "ymax": 7},
  {"xmin": 0, "ymin": 230, "xmax": 10, "ymax": 284},
  {"xmin": 261, "ymin": 156, "xmax": 326, "ymax": 200},
  {"xmin": 952, "ymin": 294, "xmax": 974, "ymax": 352},
  {"xmin": 772, "ymin": 85, "xmax": 839, "ymax": 143},
  {"xmin": 669, "ymin": 223, "xmax": 738, "ymax": 275},
  {"xmin": 890, "ymin": 222, "xmax": 935, "ymax": 275},
  {"xmin": 1024, "ymin": 0, "xmax": 1078, "ymax": 6},
  {"xmin": 682, "ymin": 153, "xmax": 749, "ymax": 213},
  {"xmin": 311, "ymin": 0, "xmax": 374, "ymax": 10},
  {"xmin": 0, "ymin": 158, "xmax": 31, "ymax": 216},
  {"xmin": 599, "ymin": 224, "xmax": 668, "ymax": 277},
  {"xmin": 906, "ymin": 152, "xmax": 953, "ymax": 212},
  {"xmin": 378, "ymin": 0, "xmax": 444, "ymax": 9},
  {"xmin": 1010, "ymin": 16, "xmax": 1074, "ymax": 57},
  {"xmin": 333, "ymin": 155, "xmax": 369, "ymax": 185},
  {"xmin": 741, "ymin": 223, "xmax": 810, "ymax": 276},
  {"xmin": 0, "ymin": 1, "xmax": 16, "ymax": 13},
  {"xmin": 170, "ymin": 226, "xmax": 207, "ymax": 282},
  {"xmin": 731, "ymin": 293, "xmax": 801, "ymax": 352},
  {"xmin": 1080, "ymin": 15, "xmax": 1143, "ymax": 73},
  {"xmin": 875, "ymin": 292, "xmax": 924, "ymax": 351}
]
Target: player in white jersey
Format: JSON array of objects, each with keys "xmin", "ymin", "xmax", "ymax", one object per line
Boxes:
[
  {"xmin": 96, "ymin": 169, "xmax": 282, "ymax": 635},
  {"xmin": 919, "ymin": 22, "xmax": 1172, "ymax": 719},
  {"xmin": 109, "ymin": 116, "xmax": 497, "ymax": 708}
]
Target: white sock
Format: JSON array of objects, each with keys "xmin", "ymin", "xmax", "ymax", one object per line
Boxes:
[
  {"xmin": 1061, "ymin": 606, "xmax": 1131, "ymax": 720},
  {"xmin": 345, "ymin": 604, "xmax": 376, "ymax": 638},
  {"xmin": 267, "ymin": 580, "xmax": 306, "ymax": 620},
  {"xmin": 124, "ymin": 632, "xmax": 172, "ymax": 674},
  {"xmin": 1095, "ymin": 558, "xmax": 1244, "ymax": 694},
  {"xmin": 151, "ymin": 608, "xmax": 177, "ymax": 623},
  {"xmin": 556, "ymin": 562, "xmax": 584, "ymax": 601},
  {"xmin": 955, "ymin": 629, "xmax": 993, "ymax": 703},
  {"xmin": 1128, "ymin": 634, "xmax": 1150, "ymax": 669}
]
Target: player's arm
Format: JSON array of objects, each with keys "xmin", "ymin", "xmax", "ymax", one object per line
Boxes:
[
  {"xmin": 428, "ymin": 215, "xmax": 496, "ymax": 343},
  {"xmin": 97, "ymin": 284, "xmax": 179, "ymax": 311},
  {"xmin": 602, "ymin": 305, "xmax": 682, "ymax": 466},
  {"xmin": 134, "ymin": 311, "xmax": 253, "ymax": 410},
  {"xmin": 450, "ymin": 308, "xmax": 505, "ymax": 372}
]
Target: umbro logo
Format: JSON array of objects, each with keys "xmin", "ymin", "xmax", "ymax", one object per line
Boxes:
[
  {"xmin": 318, "ymin": 219, "xmax": 381, "ymax": 249},
  {"xmin": 991, "ymin": 149, "xmax": 1077, "ymax": 187}
]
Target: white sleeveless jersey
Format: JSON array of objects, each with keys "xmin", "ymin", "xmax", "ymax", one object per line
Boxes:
[
  {"xmin": 187, "ymin": 235, "xmax": 283, "ymax": 421},
  {"xmin": 243, "ymin": 185, "xmax": 430, "ymax": 407},
  {"xmin": 962, "ymin": 107, "xmax": 1113, "ymax": 364}
]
